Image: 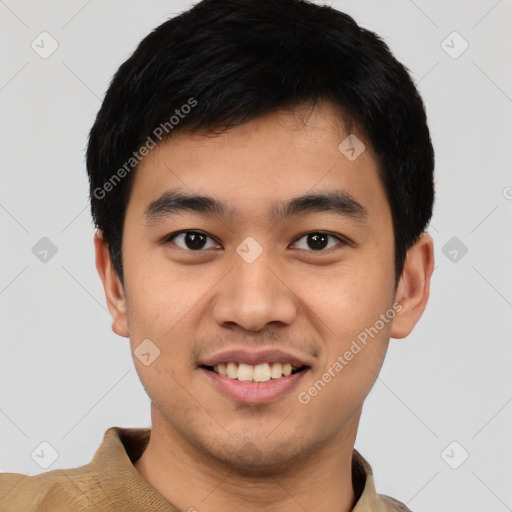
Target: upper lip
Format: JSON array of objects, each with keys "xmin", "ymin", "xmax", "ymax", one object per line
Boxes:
[{"xmin": 200, "ymin": 348, "xmax": 313, "ymax": 368}]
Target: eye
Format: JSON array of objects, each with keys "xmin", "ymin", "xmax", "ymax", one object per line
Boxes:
[
  {"xmin": 165, "ymin": 231, "xmax": 220, "ymax": 251},
  {"xmin": 164, "ymin": 230, "xmax": 347, "ymax": 253},
  {"xmin": 291, "ymin": 232, "xmax": 345, "ymax": 251}
]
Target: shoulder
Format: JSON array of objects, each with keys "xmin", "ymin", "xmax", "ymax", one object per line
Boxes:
[
  {"xmin": 0, "ymin": 467, "xmax": 95, "ymax": 512},
  {"xmin": 378, "ymin": 493, "xmax": 413, "ymax": 511}
]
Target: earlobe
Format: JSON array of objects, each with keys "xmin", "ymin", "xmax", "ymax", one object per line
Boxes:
[
  {"xmin": 94, "ymin": 231, "xmax": 129, "ymax": 338},
  {"xmin": 390, "ymin": 232, "xmax": 435, "ymax": 340}
]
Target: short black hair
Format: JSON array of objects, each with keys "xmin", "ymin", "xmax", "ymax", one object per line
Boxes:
[{"xmin": 86, "ymin": 0, "xmax": 435, "ymax": 287}]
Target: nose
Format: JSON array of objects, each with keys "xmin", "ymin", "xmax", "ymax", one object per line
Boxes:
[{"xmin": 211, "ymin": 246, "xmax": 298, "ymax": 332}]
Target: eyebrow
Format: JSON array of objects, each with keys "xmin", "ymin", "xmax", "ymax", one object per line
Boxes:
[{"xmin": 143, "ymin": 188, "xmax": 369, "ymax": 225}]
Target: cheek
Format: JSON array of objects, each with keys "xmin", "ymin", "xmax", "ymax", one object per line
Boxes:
[
  {"xmin": 304, "ymin": 261, "xmax": 394, "ymax": 336},
  {"xmin": 124, "ymin": 255, "xmax": 206, "ymax": 337},
  {"xmin": 123, "ymin": 269, "xmax": 210, "ymax": 390},
  {"xmin": 301, "ymin": 258, "xmax": 394, "ymax": 390}
]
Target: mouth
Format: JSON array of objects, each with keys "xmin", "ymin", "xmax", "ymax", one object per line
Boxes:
[
  {"xmin": 200, "ymin": 363, "xmax": 310, "ymax": 404},
  {"xmin": 201, "ymin": 361, "xmax": 309, "ymax": 383},
  {"xmin": 199, "ymin": 349, "xmax": 313, "ymax": 404}
]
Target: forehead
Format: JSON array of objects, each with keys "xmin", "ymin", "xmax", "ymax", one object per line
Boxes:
[{"xmin": 127, "ymin": 101, "xmax": 389, "ymax": 226}]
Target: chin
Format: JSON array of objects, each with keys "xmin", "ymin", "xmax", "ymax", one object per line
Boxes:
[{"xmin": 203, "ymin": 438, "xmax": 312, "ymax": 477}]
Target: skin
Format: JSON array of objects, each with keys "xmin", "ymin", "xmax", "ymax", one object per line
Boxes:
[{"xmin": 95, "ymin": 100, "xmax": 434, "ymax": 512}]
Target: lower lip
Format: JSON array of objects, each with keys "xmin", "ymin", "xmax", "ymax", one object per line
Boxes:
[{"xmin": 200, "ymin": 367, "xmax": 309, "ymax": 404}]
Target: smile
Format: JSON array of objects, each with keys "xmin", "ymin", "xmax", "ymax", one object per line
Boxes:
[
  {"xmin": 204, "ymin": 362, "xmax": 307, "ymax": 383},
  {"xmin": 200, "ymin": 363, "xmax": 310, "ymax": 404}
]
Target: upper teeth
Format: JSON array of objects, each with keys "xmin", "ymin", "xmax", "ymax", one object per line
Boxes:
[{"xmin": 213, "ymin": 362, "xmax": 298, "ymax": 382}]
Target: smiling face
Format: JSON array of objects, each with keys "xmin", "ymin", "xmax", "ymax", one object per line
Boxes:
[{"xmin": 96, "ymin": 101, "xmax": 429, "ymax": 474}]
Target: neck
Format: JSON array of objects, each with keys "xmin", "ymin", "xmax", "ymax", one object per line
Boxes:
[{"xmin": 134, "ymin": 406, "xmax": 361, "ymax": 512}]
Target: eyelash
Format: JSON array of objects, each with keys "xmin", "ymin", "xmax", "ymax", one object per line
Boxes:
[{"xmin": 163, "ymin": 230, "xmax": 348, "ymax": 253}]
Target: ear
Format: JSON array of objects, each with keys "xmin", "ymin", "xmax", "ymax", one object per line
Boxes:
[
  {"xmin": 94, "ymin": 230, "xmax": 129, "ymax": 338},
  {"xmin": 390, "ymin": 232, "xmax": 435, "ymax": 339}
]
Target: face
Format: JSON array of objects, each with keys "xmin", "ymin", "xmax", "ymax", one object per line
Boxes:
[{"xmin": 98, "ymin": 101, "xmax": 424, "ymax": 474}]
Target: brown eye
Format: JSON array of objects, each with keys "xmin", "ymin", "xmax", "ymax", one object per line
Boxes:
[
  {"xmin": 292, "ymin": 232, "xmax": 344, "ymax": 251},
  {"xmin": 166, "ymin": 231, "xmax": 219, "ymax": 251}
]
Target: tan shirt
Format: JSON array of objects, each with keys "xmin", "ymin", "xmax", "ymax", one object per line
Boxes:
[{"xmin": 0, "ymin": 427, "xmax": 411, "ymax": 511}]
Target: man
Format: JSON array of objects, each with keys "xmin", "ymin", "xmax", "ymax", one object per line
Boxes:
[{"xmin": 0, "ymin": 0, "xmax": 434, "ymax": 510}]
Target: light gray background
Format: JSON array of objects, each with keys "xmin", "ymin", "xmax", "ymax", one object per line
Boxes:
[{"xmin": 1, "ymin": 1, "xmax": 511, "ymax": 511}]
